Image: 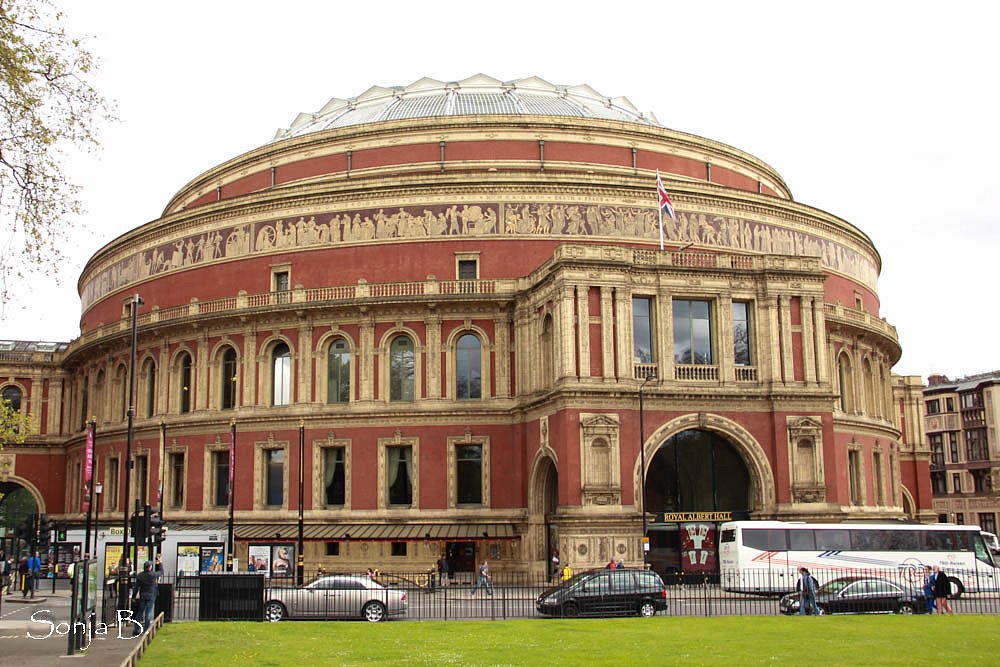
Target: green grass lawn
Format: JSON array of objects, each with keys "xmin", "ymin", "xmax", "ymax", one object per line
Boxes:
[{"xmin": 141, "ymin": 616, "xmax": 1000, "ymax": 666}]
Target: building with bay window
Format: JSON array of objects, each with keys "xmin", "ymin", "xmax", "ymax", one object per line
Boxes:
[
  {"xmin": 0, "ymin": 75, "xmax": 931, "ymax": 579},
  {"xmin": 925, "ymin": 371, "xmax": 1000, "ymax": 534}
]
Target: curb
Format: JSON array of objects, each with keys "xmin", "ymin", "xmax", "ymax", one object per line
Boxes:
[{"xmin": 116, "ymin": 612, "xmax": 163, "ymax": 667}]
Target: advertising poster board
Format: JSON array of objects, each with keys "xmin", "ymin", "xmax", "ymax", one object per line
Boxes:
[
  {"xmin": 271, "ymin": 544, "xmax": 294, "ymax": 577},
  {"xmin": 103, "ymin": 544, "xmax": 149, "ymax": 577},
  {"xmin": 248, "ymin": 545, "xmax": 271, "ymax": 576},
  {"xmin": 201, "ymin": 545, "xmax": 225, "ymax": 573},
  {"xmin": 176, "ymin": 545, "xmax": 201, "ymax": 577}
]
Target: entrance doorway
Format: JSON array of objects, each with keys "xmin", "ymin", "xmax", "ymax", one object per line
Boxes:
[
  {"xmin": 446, "ymin": 541, "xmax": 476, "ymax": 581},
  {"xmin": 643, "ymin": 429, "xmax": 752, "ymax": 581},
  {"xmin": 0, "ymin": 481, "xmax": 39, "ymax": 558}
]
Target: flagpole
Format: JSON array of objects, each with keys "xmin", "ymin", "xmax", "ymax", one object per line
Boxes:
[
  {"xmin": 227, "ymin": 419, "xmax": 236, "ymax": 571},
  {"xmin": 656, "ymin": 170, "xmax": 665, "ymax": 250}
]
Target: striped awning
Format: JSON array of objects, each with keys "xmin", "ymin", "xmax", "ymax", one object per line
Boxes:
[{"xmin": 234, "ymin": 523, "xmax": 517, "ymax": 541}]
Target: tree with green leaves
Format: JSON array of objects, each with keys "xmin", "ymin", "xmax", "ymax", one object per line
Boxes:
[
  {"xmin": 0, "ymin": 0, "xmax": 113, "ymax": 303},
  {"xmin": 0, "ymin": 395, "xmax": 32, "ymax": 447}
]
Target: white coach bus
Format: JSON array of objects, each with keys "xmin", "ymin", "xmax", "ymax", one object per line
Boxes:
[{"xmin": 719, "ymin": 520, "xmax": 999, "ymax": 596}]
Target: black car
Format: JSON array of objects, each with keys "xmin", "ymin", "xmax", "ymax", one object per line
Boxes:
[
  {"xmin": 536, "ymin": 568, "xmax": 668, "ymax": 617},
  {"xmin": 779, "ymin": 576, "xmax": 928, "ymax": 615}
]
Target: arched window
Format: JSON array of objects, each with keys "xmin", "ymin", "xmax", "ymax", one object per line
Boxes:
[
  {"xmin": 838, "ymin": 352, "xmax": 854, "ymax": 413},
  {"xmin": 80, "ymin": 375, "xmax": 89, "ymax": 430},
  {"xmin": 144, "ymin": 360, "xmax": 157, "ymax": 418},
  {"xmin": 221, "ymin": 347, "xmax": 238, "ymax": 410},
  {"xmin": 540, "ymin": 315, "xmax": 554, "ymax": 388},
  {"xmin": 117, "ymin": 365, "xmax": 128, "ymax": 421},
  {"xmin": 272, "ymin": 343, "xmax": 291, "ymax": 406},
  {"xmin": 327, "ymin": 338, "xmax": 350, "ymax": 404},
  {"xmin": 456, "ymin": 334, "xmax": 482, "ymax": 400},
  {"xmin": 863, "ymin": 359, "xmax": 876, "ymax": 418},
  {"xmin": 2, "ymin": 385, "xmax": 22, "ymax": 412},
  {"xmin": 178, "ymin": 352, "xmax": 192, "ymax": 413},
  {"xmin": 94, "ymin": 369, "xmax": 105, "ymax": 422},
  {"xmin": 389, "ymin": 335, "xmax": 414, "ymax": 401}
]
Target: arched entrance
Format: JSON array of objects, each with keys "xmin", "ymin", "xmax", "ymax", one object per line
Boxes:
[
  {"xmin": 640, "ymin": 425, "xmax": 761, "ymax": 581},
  {"xmin": 0, "ymin": 480, "xmax": 41, "ymax": 557},
  {"xmin": 528, "ymin": 450, "xmax": 559, "ymax": 577}
]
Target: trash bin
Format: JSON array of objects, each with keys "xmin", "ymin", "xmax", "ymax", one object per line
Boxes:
[{"xmin": 155, "ymin": 582, "xmax": 174, "ymax": 623}]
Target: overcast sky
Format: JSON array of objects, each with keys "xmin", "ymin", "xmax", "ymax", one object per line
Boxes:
[{"xmin": 2, "ymin": 1, "xmax": 997, "ymax": 381}]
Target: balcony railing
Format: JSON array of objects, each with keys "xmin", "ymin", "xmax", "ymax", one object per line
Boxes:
[
  {"xmin": 633, "ymin": 363, "xmax": 658, "ymax": 380},
  {"xmin": 735, "ymin": 366, "xmax": 758, "ymax": 382},
  {"xmin": 674, "ymin": 364, "xmax": 719, "ymax": 381}
]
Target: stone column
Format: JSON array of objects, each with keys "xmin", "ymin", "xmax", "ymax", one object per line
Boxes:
[
  {"xmin": 297, "ymin": 322, "xmax": 313, "ymax": 403},
  {"xmin": 558, "ymin": 285, "xmax": 577, "ymax": 380},
  {"xmin": 157, "ymin": 341, "xmax": 169, "ymax": 414},
  {"xmin": 494, "ymin": 313, "xmax": 511, "ymax": 397},
  {"xmin": 576, "ymin": 286, "xmax": 591, "ymax": 379},
  {"xmin": 425, "ymin": 314, "xmax": 442, "ymax": 399},
  {"xmin": 242, "ymin": 330, "xmax": 257, "ymax": 407},
  {"xmin": 767, "ymin": 296, "xmax": 782, "ymax": 384},
  {"xmin": 358, "ymin": 314, "xmax": 375, "ymax": 401},
  {"xmin": 600, "ymin": 287, "xmax": 615, "ymax": 381},
  {"xmin": 196, "ymin": 332, "xmax": 209, "ymax": 410},
  {"xmin": 718, "ymin": 295, "xmax": 734, "ymax": 384},
  {"xmin": 813, "ymin": 299, "xmax": 830, "ymax": 384},
  {"xmin": 778, "ymin": 295, "xmax": 793, "ymax": 383},
  {"xmin": 47, "ymin": 375, "xmax": 63, "ymax": 435},
  {"xmin": 801, "ymin": 296, "xmax": 817, "ymax": 384},
  {"xmin": 613, "ymin": 287, "xmax": 631, "ymax": 381}
]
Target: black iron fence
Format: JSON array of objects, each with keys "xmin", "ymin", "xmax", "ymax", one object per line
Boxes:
[{"xmin": 100, "ymin": 566, "xmax": 1000, "ymax": 623}]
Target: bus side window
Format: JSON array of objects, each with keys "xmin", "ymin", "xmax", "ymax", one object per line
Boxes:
[
  {"xmin": 788, "ymin": 530, "xmax": 816, "ymax": 551},
  {"xmin": 815, "ymin": 529, "xmax": 850, "ymax": 551}
]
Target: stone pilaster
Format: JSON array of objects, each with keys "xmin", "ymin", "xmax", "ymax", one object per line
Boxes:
[
  {"xmin": 297, "ymin": 322, "xmax": 312, "ymax": 403},
  {"xmin": 813, "ymin": 299, "xmax": 829, "ymax": 384},
  {"xmin": 425, "ymin": 314, "xmax": 441, "ymax": 399},
  {"xmin": 559, "ymin": 285, "xmax": 577, "ymax": 380},
  {"xmin": 600, "ymin": 287, "xmax": 615, "ymax": 381},
  {"xmin": 242, "ymin": 330, "xmax": 257, "ymax": 406},
  {"xmin": 196, "ymin": 332, "xmax": 209, "ymax": 410},
  {"xmin": 358, "ymin": 314, "xmax": 374, "ymax": 401},
  {"xmin": 576, "ymin": 286, "xmax": 590, "ymax": 378},
  {"xmin": 802, "ymin": 296, "xmax": 816, "ymax": 384},
  {"xmin": 494, "ymin": 314, "xmax": 510, "ymax": 397}
]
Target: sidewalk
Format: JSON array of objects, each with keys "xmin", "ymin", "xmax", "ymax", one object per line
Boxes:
[{"xmin": 1, "ymin": 588, "xmax": 151, "ymax": 666}]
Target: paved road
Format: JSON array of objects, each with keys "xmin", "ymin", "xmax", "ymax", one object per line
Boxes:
[{"xmin": 1, "ymin": 586, "xmax": 143, "ymax": 666}]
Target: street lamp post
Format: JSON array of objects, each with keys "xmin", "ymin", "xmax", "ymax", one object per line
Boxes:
[
  {"xmin": 118, "ymin": 293, "xmax": 142, "ymax": 612},
  {"xmin": 93, "ymin": 482, "xmax": 103, "ymax": 563},
  {"xmin": 297, "ymin": 420, "xmax": 305, "ymax": 585},
  {"xmin": 639, "ymin": 372, "xmax": 657, "ymax": 568}
]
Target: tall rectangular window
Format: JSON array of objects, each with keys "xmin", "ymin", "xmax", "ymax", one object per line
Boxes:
[
  {"xmin": 456, "ymin": 444, "xmax": 483, "ymax": 505},
  {"xmin": 929, "ymin": 434, "xmax": 944, "ymax": 468},
  {"xmin": 952, "ymin": 473, "xmax": 962, "ymax": 494},
  {"xmin": 980, "ymin": 513, "xmax": 997, "ymax": 536},
  {"xmin": 632, "ymin": 297, "xmax": 654, "ymax": 364},
  {"xmin": 265, "ymin": 449, "xmax": 285, "ymax": 506},
  {"xmin": 873, "ymin": 452, "xmax": 884, "ymax": 506},
  {"xmin": 323, "ymin": 447, "xmax": 346, "ymax": 506},
  {"xmin": 931, "ymin": 472, "xmax": 947, "ymax": 494},
  {"xmin": 135, "ymin": 454, "xmax": 148, "ymax": 507},
  {"xmin": 213, "ymin": 451, "xmax": 229, "ymax": 507},
  {"xmin": 673, "ymin": 299, "xmax": 713, "ymax": 365},
  {"xmin": 973, "ymin": 469, "xmax": 991, "ymax": 493},
  {"xmin": 273, "ymin": 269, "xmax": 290, "ymax": 304},
  {"xmin": 169, "ymin": 452, "xmax": 185, "ymax": 509},
  {"xmin": 926, "ymin": 399, "xmax": 941, "ymax": 415},
  {"xmin": 732, "ymin": 302, "xmax": 752, "ymax": 366},
  {"xmin": 966, "ymin": 429, "xmax": 988, "ymax": 461},
  {"xmin": 457, "ymin": 259, "xmax": 478, "ymax": 280},
  {"xmin": 949, "ymin": 432, "xmax": 960, "ymax": 463},
  {"xmin": 386, "ymin": 445, "xmax": 413, "ymax": 506},
  {"xmin": 221, "ymin": 348, "xmax": 238, "ymax": 410},
  {"xmin": 848, "ymin": 450, "xmax": 862, "ymax": 505}
]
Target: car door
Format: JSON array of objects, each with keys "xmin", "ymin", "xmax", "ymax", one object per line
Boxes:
[
  {"xmin": 829, "ymin": 581, "xmax": 863, "ymax": 614},
  {"xmin": 608, "ymin": 570, "xmax": 635, "ymax": 615},
  {"xmin": 304, "ymin": 577, "xmax": 338, "ymax": 618},
  {"xmin": 327, "ymin": 576, "xmax": 359, "ymax": 618},
  {"xmin": 865, "ymin": 579, "xmax": 902, "ymax": 613},
  {"xmin": 576, "ymin": 572, "xmax": 606, "ymax": 615}
]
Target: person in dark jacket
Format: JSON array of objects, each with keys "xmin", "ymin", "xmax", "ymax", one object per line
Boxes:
[
  {"xmin": 932, "ymin": 565, "xmax": 954, "ymax": 614},
  {"xmin": 133, "ymin": 561, "xmax": 160, "ymax": 634},
  {"xmin": 922, "ymin": 565, "xmax": 937, "ymax": 614}
]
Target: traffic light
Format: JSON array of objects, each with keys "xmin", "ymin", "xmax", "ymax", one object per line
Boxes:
[
  {"xmin": 56, "ymin": 526, "xmax": 67, "ymax": 542},
  {"xmin": 131, "ymin": 509, "xmax": 148, "ymax": 542},
  {"xmin": 38, "ymin": 514, "xmax": 54, "ymax": 549},
  {"xmin": 148, "ymin": 505, "xmax": 164, "ymax": 544}
]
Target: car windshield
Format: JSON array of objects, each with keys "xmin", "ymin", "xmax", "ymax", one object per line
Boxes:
[{"xmin": 817, "ymin": 578, "xmax": 857, "ymax": 595}]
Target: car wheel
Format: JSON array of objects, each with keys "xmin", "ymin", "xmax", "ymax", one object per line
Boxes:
[
  {"xmin": 895, "ymin": 602, "xmax": 916, "ymax": 615},
  {"xmin": 363, "ymin": 601, "xmax": 386, "ymax": 622},
  {"xmin": 949, "ymin": 578, "xmax": 964, "ymax": 599},
  {"xmin": 263, "ymin": 601, "xmax": 286, "ymax": 622},
  {"xmin": 638, "ymin": 600, "xmax": 657, "ymax": 617},
  {"xmin": 561, "ymin": 602, "xmax": 579, "ymax": 618}
]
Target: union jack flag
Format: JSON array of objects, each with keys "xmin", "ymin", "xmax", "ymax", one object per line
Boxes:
[{"xmin": 656, "ymin": 170, "xmax": 677, "ymax": 220}]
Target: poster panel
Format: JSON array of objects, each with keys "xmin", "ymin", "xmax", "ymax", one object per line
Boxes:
[
  {"xmin": 103, "ymin": 544, "xmax": 149, "ymax": 577},
  {"xmin": 271, "ymin": 544, "xmax": 294, "ymax": 577},
  {"xmin": 680, "ymin": 522, "xmax": 718, "ymax": 573},
  {"xmin": 201, "ymin": 545, "xmax": 225, "ymax": 573},
  {"xmin": 248, "ymin": 545, "xmax": 271, "ymax": 576},
  {"xmin": 176, "ymin": 545, "xmax": 201, "ymax": 577}
]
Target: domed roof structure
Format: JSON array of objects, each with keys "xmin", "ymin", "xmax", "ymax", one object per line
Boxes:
[{"xmin": 273, "ymin": 74, "xmax": 661, "ymax": 140}]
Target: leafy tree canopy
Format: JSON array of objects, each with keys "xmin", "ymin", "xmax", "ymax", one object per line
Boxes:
[
  {"xmin": 0, "ymin": 395, "xmax": 33, "ymax": 446},
  {"xmin": 0, "ymin": 0, "xmax": 113, "ymax": 303}
]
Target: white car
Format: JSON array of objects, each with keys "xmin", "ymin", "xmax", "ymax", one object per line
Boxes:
[{"xmin": 264, "ymin": 574, "xmax": 407, "ymax": 622}]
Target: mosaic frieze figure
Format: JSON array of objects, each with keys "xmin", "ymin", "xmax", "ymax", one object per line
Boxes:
[{"xmin": 81, "ymin": 201, "xmax": 878, "ymax": 310}]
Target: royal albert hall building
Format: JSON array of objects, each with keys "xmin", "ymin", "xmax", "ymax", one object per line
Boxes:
[{"xmin": 0, "ymin": 75, "xmax": 933, "ymax": 578}]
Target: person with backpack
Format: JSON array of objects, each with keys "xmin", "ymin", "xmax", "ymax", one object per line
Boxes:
[
  {"xmin": 933, "ymin": 565, "xmax": 954, "ymax": 614},
  {"xmin": 797, "ymin": 567, "xmax": 821, "ymax": 616}
]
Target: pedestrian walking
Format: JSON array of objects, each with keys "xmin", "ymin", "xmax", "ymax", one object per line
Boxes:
[
  {"xmin": 796, "ymin": 567, "xmax": 821, "ymax": 616},
  {"xmin": 922, "ymin": 565, "xmax": 937, "ymax": 614},
  {"xmin": 27, "ymin": 551, "xmax": 41, "ymax": 598},
  {"xmin": 561, "ymin": 563, "xmax": 573, "ymax": 582},
  {"xmin": 550, "ymin": 550, "xmax": 560, "ymax": 581},
  {"xmin": 1, "ymin": 555, "xmax": 11, "ymax": 594},
  {"xmin": 18, "ymin": 557, "xmax": 30, "ymax": 597},
  {"xmin": 933, "ymin": 566, "xmax": 954, "ymax": 614},
  {"xmin": 470, "ymin": 560, "xmax": 493, "ymax": 597},
  {"xmin": 437, "ymin": 553, "xmax": 450, "ymax": 587}
]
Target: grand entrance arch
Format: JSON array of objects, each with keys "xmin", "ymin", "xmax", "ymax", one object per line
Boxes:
[
  {"xmin": 0, "ymin": 478, "xmax": 42, "ymax": 557},
  {"xmin": 634, "ymin": 414, "xmax": 776, "ymax": 580},
  {"xmin": 527, "ymin": 448, "xmax": 559, "ymax": 577}
]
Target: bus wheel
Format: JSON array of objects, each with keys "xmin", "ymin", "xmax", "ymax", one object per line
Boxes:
[{"xmin": 948, "ymin": 578, "xmax": 964, "ymax": 599}]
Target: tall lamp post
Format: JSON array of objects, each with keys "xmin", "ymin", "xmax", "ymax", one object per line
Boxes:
[
  {"xmin": 297, "ymin": 420, "xmax": 305, "ymax": 585},
  {"xmin": 639, "ymin": 372, "xmax": 657, "ymax": 568},
  {"xmin": 118, "ymin": 293, "xmax": 142, "ymax": 612}
]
